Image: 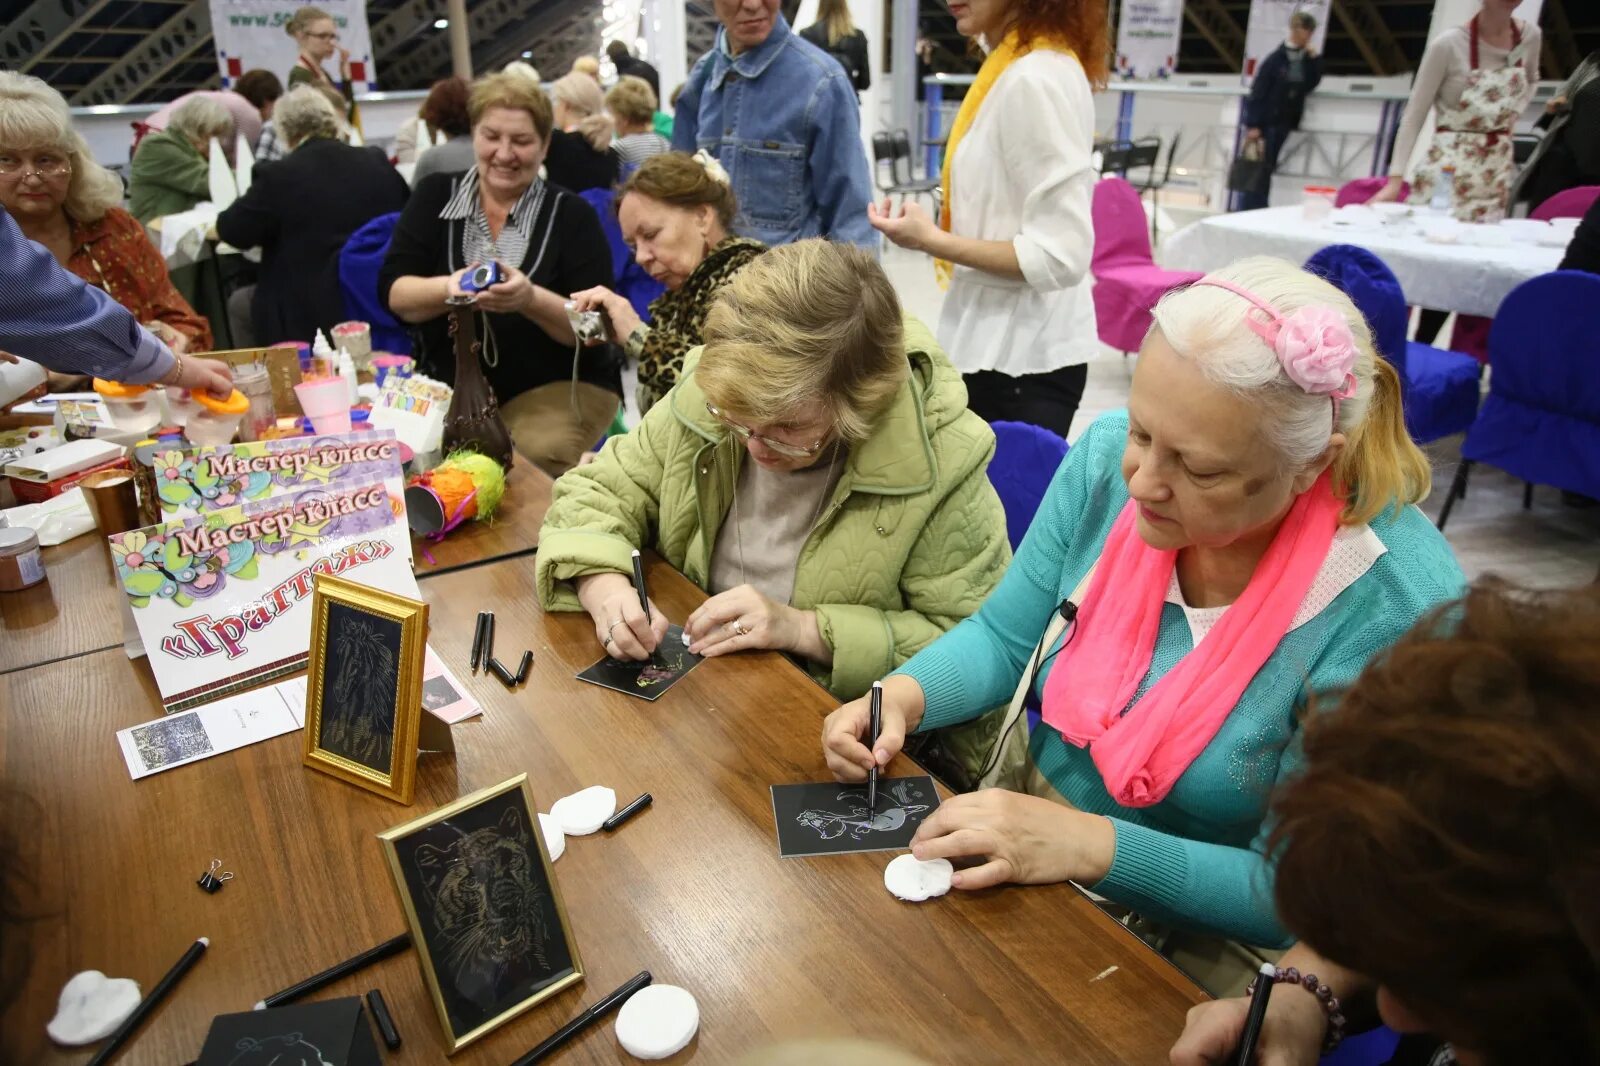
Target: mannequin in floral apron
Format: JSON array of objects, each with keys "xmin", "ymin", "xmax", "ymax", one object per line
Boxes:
[
  {"xmin": 1375, "ymin": 2, "xmax": 1540, "ymax": 222},
  {"xmin": 1374, "ymin": 2, "xmax": 1540, "ymax": 348}
]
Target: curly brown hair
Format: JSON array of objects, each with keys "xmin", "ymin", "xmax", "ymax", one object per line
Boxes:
[
  {"xmin": 420, "ymin": 76, "xmax": 471, "ymax": 138},
  {"xmin": 621, "ymin": 151, "xmax": 738, "ymax": 230},
  {"xmin": 1010, "ymin": 0, "xmax": 1110, "ymax": 88},
  {"xmin": 1271, "ymin": 581, "xmax": 1600, "ymax": 1065}
]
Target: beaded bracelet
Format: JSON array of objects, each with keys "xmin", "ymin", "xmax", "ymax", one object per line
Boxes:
[{"xmin": 1245, "ymin": 966, "xmax": 1347, "ymax": 1052}]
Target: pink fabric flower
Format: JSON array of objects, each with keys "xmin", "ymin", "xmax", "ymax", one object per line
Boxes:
[{"xmin": 1275, "ymin": 306, "xmax": 1358, "ymax": 397}]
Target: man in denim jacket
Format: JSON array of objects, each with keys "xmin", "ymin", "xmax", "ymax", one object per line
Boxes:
[{"xmin": 673, "ymin": 0, "xmax": 876, "ymax": 250}]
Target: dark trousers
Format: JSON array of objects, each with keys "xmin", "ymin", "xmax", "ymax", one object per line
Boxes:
[
  {"xmin": 962, "ymin": 363, "xmax": 1088, "ymax": 438},
  {"xmin": 1237, "ymin": 126, "xmax": 1290, "ymax": 211}
]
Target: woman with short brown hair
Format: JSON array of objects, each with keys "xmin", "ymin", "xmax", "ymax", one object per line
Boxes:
[
  {"xmin": 1172, "ymin": 582, "xmax": 1600, "ymax": 1065},
  {"xmin": 569, "ymin": 151, "xmax": 763, "ymax": 413},
  {"xmin": 381, "ymin": 72, "xmax": 617, "ymax": 474}
]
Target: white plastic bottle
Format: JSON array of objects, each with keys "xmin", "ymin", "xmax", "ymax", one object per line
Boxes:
[
  {"xmin": 1430, "ymin": 166, "xmax": 1456, "ymax": 216},
  {"xmin": 311, "ymin": 330, "xmax": 336, "ymax": 379},
  {"xmin": 338, "ymin": 350, "xmax": 358, "ymax": 405}
]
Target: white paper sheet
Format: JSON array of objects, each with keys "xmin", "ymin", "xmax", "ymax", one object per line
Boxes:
[{"xmin": 116, "ymin": 676, "xmax": 307, "ymax": 780}]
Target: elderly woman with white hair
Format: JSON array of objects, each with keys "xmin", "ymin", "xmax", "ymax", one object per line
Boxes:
[
  {"xmin": 128, "ymin": 95, "xmax": 233, "ymax": 223},
  {"xmin": 544, "ymin": 71, "xmax": 618, "ymax": 193},
  {"xmin": 823, "ymin": 257, "xmax": 1466, "ymax": 956},
  {"xmin": 217, "ymin": 87, "xmax": 408, "ymax": 345},
  {"xmin": 0, "ymin": 71, "xmax": 212, "ymax": 358}
]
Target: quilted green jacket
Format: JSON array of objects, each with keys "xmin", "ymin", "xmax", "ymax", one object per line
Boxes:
[{"xmin": 535, "ymin": 315, "xmax": 1011, "ymax": 700}]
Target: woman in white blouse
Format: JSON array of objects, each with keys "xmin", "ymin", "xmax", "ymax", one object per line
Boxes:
[{"xmin": 869, "ymin": 0, "xmax": 1108, "ymax": 437}]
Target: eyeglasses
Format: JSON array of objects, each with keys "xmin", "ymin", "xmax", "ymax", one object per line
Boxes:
[
  {"xmin": 0, "ymin": 156, "xmax": 71, "ymax": 179},
  {"xmin": 704, "ymin": 401, "xmax": 832, "ymax": 459},
  {"xmin": 306, "ymin": 30, "xmax": 339, "ymax": 40}
]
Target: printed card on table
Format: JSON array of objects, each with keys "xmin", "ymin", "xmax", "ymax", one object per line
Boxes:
[
  {"xmin": 116, "ymin": 677, "xmax": 307, "ymax": 780},
  {"xmin": 109, "ymin": 477, "xmax": 419, "ymax": 713},
  {"xmin": 142, "ymin": 430, "xmax": 410, "ymax": 563}
]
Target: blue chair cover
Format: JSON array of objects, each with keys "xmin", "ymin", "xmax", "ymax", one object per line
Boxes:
[
  {"xmin": 988, "ymin": 421, "xmax": 1069, "ymax": 551},
  {"xmin": 1305, "ymin": 245, "xmax": 1479, "ymax": 443},
  {"xmin": 577, "ymin": 186, "xmax": 666, "ymax": 323},
  {"xmin": 1463, "ymin": 270, "xmax": 1600, "ymax": 498},
  {"xmin": 338, "ymin": 212, "xmax": 411, "ymax": 355}
]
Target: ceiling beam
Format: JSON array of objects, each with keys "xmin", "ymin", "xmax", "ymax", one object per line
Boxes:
[
  {"xmin": 0, "ymin": 0, "xmax": 117, "ymax": 73},
  {"xmin": 477, "ymin": 0, "xmax": 603, "ymax": 76},
  {"xmin": 369, "ymin": 0, "xmax": 443, "ymax": 67},
  {"xmin": 1182, "ymin": 0, "xmax": 1244, "ymax": 71},
  {"xmin": 383, "ymin": 0, "xmax": 581, "ymax": 88},
  {"xmin": 1541, "ymin": 0, "xmax": 1581, "ymax": 81},
  {"xmin": 1330, "ymin": 0, "xmax": 1409, "ymax": 76},
  {"xmin": 71, "ymin": 0, "xmax": 211, "ymax": 106}
]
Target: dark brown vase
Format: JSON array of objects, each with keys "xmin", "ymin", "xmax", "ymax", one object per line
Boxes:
[{"xmin": 441, "ymin": 298, "xmax": 514, "ymax": 469}]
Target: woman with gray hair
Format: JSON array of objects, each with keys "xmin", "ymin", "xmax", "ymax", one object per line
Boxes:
[
  {"xmin": 128, "ymin": 94, "xmax": 233, "ymax": 222},
  {"xmin": 217, "ymin": 86, "xmax": 408, "ymax": 344},
  {"xmin": 544, "ymin": 71, "xmax": 618, "ymax": 193}
]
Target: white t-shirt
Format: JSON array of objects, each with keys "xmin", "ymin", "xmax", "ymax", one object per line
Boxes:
[{"xmin": 937, "ymin": 49, "xmax": 1100, "ymax": 377}]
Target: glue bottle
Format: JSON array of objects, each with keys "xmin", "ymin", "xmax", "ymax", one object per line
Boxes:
[
  {"xmin": 338, "ymin": 349, "xmax": 359, "ymax": 405},
  {"xmin": 311, "ymin": 330, "xmax": 336, "ymax": 379}
]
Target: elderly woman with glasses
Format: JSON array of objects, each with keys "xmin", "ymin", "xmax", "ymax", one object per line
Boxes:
[
  {"xmin": 0, "ymin": 72, "xmax": 212, "ymax": 360},
  {"xmin": 535, "ymin": 239, "xmax": 1011, "ymax": 701}
]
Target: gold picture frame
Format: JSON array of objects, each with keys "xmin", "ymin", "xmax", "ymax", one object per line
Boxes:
[
  {"xmin": 378, "ymin": 774, "xmax": 585, "ymax": 1053},
  {"xmin": 303, "ymin": 573, "xmax": 429, "ymax": 804}
]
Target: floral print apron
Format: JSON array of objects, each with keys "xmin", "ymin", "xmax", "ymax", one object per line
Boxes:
[{"xmin": 1410, "ymin": 17, "xmax": 1528, "ymax": 223}]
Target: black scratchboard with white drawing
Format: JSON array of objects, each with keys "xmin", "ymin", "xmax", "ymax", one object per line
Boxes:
[{"xmin": 770, "ymin": 775, "xmax": 942, "ymax": 858}]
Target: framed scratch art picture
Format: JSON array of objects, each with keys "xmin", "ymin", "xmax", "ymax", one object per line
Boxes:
[
  {"xmin": 303, "ymin": 574, "xmax": 429, "ymax": 804},
  {"xmin": 378, "ymin": 775, "xmax": 584, "ymax": 1053}
]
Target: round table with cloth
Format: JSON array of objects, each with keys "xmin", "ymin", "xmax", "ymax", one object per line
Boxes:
[{"xmin": 1164, "ymin": 205, "xmax": 1564, "ymax": 317}]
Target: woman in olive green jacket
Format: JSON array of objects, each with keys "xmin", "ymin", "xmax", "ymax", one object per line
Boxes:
[
  {"xmin": 536, "ymin": 240, "xmax": 1011, "ymax": 700},
  {"xmin": 129, "ymin": 96, "xmax": 234, "ymax": 223}
]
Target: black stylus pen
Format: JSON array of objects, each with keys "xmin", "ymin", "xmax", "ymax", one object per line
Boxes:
[
  {"xmin": 867, "ymin": 681, "xmax": 883, "ymax": 811},
  {"xmin": 630, "ymin": 549, "xmax": 651, "ymax": 624},
  {"xmin": 1235, "ymin": 962, "xmax": 1277, "ymax": 1065},
  {"xmin": 511, "ymin": 970, "xmax": 653, "ymax": 1064},
  {"xmin": 603, "ymin": 793, "xmax": 652, "ymax": 832}
]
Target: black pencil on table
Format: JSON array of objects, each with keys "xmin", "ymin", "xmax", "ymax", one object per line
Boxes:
[
  {"xmin": 471, "ymin": 612, "xmax": 487, "ymax": 671},
  {"xmin": 1234, "ymin": 962, "xmax": 1277, "ymax": 1066},
  {"xmin": 603, "ymin": 792, "xmax": 652, "ymax": 832},
  {"xmin": 366, "ymin": 988, "xmax": 401, "ymax": 1050},
  {"xmin": 630, "ymin": 549, "xmax": 651, "ymax": 623},
  {"xmin": 867, "ymin": 681, "xmax": 883, "ymax": 811},
  {"xmin": 255, "ymin": 932, "xmax": 411, "ymax": 1009},
  {"xmin": 510, "ymin": 970, "xmax": 653, "ymax": 1065},
  {"xmin": 87, "ymin": 936, "xmax": 209, "ymax": 1066},
  {"xmin": 484, "ymin": 612, "xmax": 495, "ymax": 667}
]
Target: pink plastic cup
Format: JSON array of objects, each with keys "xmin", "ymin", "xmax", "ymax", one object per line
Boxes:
[{"xmin": 293, "ymin": 377, "xmax": 352, "ymax": 435}]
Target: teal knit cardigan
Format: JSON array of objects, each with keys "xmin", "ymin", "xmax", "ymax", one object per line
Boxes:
[{"xmin": 897, "ymin": 411, "xmax": 1465, "ymax": 946}]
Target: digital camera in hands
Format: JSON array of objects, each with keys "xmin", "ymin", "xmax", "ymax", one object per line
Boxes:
[
  {"xmin": 564, "ymin": 302, "xmax": 607, "ymax": 345},
  {"xmin": 458, "ymin": 262, "xmax": 503, "ymax": 294}
]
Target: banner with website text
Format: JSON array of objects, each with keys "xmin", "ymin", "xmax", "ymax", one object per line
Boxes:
[
  {"xmin": 1116, "ymin": 0, "xmax": 1184, "ymax": 79},
  {"xmin": 209, "ymin": 0, "xmax": 376, "ymax": 94},
  {"xmin": 1242, "ymin": 0, "xmax": 1331, "ymax": 80}
]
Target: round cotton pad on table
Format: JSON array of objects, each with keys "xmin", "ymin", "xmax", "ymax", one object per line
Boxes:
[
  {"xmin": 549, "ymin": 785, "xmax": 617, "ymax": 836},
  {"xmin": 539, "ymin": 812, "xmax": 566, "ymax": 861},
  {"xmin": 47, "ymin": 971, "xmax": 142, "ymax": 1045},
  {"xmin": 615, "ymin": 984, "xmax": 699, "ymax": 1059},
  {"xmin": 884, "ymin": 855, "xmax": 954, "ymax": 902}
]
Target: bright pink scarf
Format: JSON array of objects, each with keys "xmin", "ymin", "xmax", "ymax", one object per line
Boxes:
[{"xmin": 1041, "ymin": 472, "xmax": 1344, "ymax": 807}]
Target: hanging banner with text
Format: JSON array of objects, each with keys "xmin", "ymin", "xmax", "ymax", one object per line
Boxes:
[
  {"xmin": 209, "ymin": 0, "xmax": 377, "ymax": 94},
  {"xmin": 1116, "ymin": 0, "xmax": 1185, "ymax": 79},
  {"xmin": 1242, "ymin": 0, "xmax": 1331, "ymax": 80}
]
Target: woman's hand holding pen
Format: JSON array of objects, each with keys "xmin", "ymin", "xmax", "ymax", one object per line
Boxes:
[
  {"xmin": 822, "ymin": 675, "xmax": 923, "ymax": 783},
  {"xmin": 575, "ymin": 572, "xmax": 668, "ymax": 661}
]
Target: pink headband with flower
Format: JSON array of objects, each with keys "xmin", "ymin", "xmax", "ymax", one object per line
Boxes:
[{"xmin": 1191, "ymin": 277, "xmax": 1359, "ymax": 421}]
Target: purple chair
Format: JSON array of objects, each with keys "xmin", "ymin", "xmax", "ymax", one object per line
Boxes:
[
  {"xmin": 988, "ymin": 421, "xmax": 1069, "ymax": 551},
  {"xmin": 1529, "ymin": 185, "xmax": 1600, "ymax": 221},
  {"xmin": 1091, "ymin": 177, "xmax": 1204, "ymax": 353},
  {"xmin": 1334, "ymin": 178, "xmax": 1410, "ymax": 208}
]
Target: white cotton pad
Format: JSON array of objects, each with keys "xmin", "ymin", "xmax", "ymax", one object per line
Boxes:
[
  {"xmin": 47, "ymin": 970, "xmax": 142, "ymax": 1046},
  {"xmin": 550, "ymin": 785, "xmax": 617, "ymax": 836},
  {"xmin": 539, "ymin": 811, "xmax": 566, "ymax": 862},
  {"xmin": 883, "ymin": 854, "xmax": 954, "ymax": 902},
  {"xmin": 615, "ymin": 983, "xmax": 700, "ymax": 1060}
]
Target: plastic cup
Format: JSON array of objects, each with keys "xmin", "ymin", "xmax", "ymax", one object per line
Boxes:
[
  {"xmin": 293, "ymin": 377, "xmax": 352, "ymax": 435},
  {"xmin": 186, "ymin": 388, "xmax": 250, "ymax": 446},
  {"xmin": 1302, "ymin": 185, "xmax": 1337, "ymax": 222},
  {"xmin": 93, "ymin": 378, "xmax": 161, "ymax": 433},
  {"xmin": 163, "ymin": 386, "xmax": 204, "ymax": 426}
]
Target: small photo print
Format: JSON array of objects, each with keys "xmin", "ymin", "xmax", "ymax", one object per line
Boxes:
[
  {"xmin": 422, "ymin": 674, "xmax": 462, "ymax": 711},
  {"xmin": 131, "ymin": 712, "xmax": 215, "ymax": 770}
]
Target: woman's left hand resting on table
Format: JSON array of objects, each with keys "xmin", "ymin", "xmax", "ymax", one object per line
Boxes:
[
  {"xmin": 683, "ymin": 583, "xmax": 830, "ymax": 663},
  {"xmin": 909, "ymin": 790, "xmax": 1117, "ymax": 891}
]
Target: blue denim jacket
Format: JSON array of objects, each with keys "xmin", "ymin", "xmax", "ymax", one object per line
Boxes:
[{"xmin": 673, "ymin": 17, "xmax": 876, "ymax": 250}]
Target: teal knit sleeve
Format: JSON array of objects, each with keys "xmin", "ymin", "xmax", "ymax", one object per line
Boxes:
[{"xmin": 897, "ymin": 412, "xmax": 1130, "ymax": 731}]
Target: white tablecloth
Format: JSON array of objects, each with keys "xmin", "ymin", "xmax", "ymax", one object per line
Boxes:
[{"xmin": 1163, "ymin": 206, "xmax": 1566, "ymax": 317}]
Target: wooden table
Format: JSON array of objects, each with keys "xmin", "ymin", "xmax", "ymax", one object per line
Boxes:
[
  {"xmin": 0, "ymin": 460, "xmax": 552, "ymax": 675},
  {"xmin": 1, "ymin": 555, "xmax": 1203, "ymax": 1064}
]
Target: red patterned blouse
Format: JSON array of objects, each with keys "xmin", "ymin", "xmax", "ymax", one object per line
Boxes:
[{"xmin": 67, "ymin": 207, "xmax": 213, "ymax": 351}]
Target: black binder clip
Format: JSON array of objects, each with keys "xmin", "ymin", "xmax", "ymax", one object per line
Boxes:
[{"xmin": 197, "ymin": 858, "xmax": 234, "ymax": 894}]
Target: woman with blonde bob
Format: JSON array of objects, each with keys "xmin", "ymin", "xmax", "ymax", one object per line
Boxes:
[
  {"xmin": 606, "ymin": 76, "xmax": 669, "ymax": 167},
  {"xmin": 536, "ymin": 239, "xmax": 1011, "ymax": 701},
  {"xmin": 0, "ymin": 72, "xmax": 212, "ymax": 355},
  {"xmin": 544, "ymin": 71, "xmax": 618, "ymax": 193},
  {"xmin": 822, "ymin": 257, "xmax": 1465, "ymax": 954}
]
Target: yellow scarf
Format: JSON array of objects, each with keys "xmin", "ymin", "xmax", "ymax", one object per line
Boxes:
[{"xmin": 936, "ymin": 31, "xmax": 1076, "ymax": 285}]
